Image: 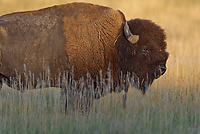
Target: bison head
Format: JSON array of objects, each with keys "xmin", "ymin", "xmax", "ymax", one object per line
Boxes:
[{"xmin": 116, "ymin": 19, "xmax": 169, "ymax": 94}]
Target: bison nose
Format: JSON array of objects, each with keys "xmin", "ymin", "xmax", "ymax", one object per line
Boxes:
[
  {"xmin": 154, "ymin": 65, "xmax": 167, "ymax": 79},
  {"xmin": 160, "ymin": 66, "xmax": 166, "ymax": 75}
]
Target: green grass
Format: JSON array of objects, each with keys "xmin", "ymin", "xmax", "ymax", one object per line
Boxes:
[
  {"xmin": 1, "ymin": 0, "xmax": 200, "ymax": 133},
  {"xmin": 1, "ymin": 85, "xmax": 200, "ymax": 134}
]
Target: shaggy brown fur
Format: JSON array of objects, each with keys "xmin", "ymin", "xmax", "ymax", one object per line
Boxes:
[
  {"xmin": 114, "ymin": 19, "xmax": 169, "ymax": 94},
  {"xmin": 0, "ymin": 3, "xmax": 169, "ymax": 96}
]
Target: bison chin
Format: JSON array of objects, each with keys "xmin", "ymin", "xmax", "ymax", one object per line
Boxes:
[
  {"xmin": 139, "ymin": 76, "xmax": 154, "ymax": 94},
  {"xmin": 136, "ymin": 64, "xmax": 167, "ymax": 94}
]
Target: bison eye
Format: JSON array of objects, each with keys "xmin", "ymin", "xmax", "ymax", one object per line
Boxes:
[{"xmin": 141, "ymin": 46, "xmax": 149, "ymax": 53}]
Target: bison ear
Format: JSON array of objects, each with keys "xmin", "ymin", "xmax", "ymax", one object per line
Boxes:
[{"xmin": 124, "ymin": 22, "xmax": 139, "ymax": 44}]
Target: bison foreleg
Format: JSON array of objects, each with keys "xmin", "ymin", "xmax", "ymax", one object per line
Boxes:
[{"xmin": 123, "ymin": 73, "xmax": 130, "ymax": 109}]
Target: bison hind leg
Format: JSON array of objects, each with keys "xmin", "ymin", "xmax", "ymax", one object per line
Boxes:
[{"xmin": 0, "ymin": 74, "xmax": 10, "ymax": 90}]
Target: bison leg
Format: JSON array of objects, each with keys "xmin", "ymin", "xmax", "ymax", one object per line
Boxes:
[
  {"xmin": 123, "ymin": 92, "xmax": 127, "ymax": 109},
  {"xmin": 0, "ymin": 74, "xmax": 10, "ymax": 90},
  {"xmin": 0, "ymin": 80, "xmax": 2, "ymax": 90},
  {"xmin": 60, "ymin": 72, "xmax": 94, "ymax": 114},
  {"xmin": 58, "ymin": 71, "xmax": 80, "ymax": 113},
  {"xmin": 123, "ymin": 73, "xmax": 130, "ymax": 109}
]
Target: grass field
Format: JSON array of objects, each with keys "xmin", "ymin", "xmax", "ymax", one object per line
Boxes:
[{"xmin": 0, "ymin": 0, "xmax": 200, "ymax": 133}]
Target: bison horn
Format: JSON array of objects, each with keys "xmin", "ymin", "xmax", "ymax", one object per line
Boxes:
[{"xmin": 124, "ymin": 22, "xmax": 139, "ymax": 44}]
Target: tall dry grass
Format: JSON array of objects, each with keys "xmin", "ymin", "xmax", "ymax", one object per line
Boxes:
[{"xmin": 0, "ymin": 0, "xmax": 200, "ymax": 133}]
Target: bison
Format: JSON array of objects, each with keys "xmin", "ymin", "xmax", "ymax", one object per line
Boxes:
[{"xmin": 0, "ymin": 2, "xmax": 169, "ymax": 109}]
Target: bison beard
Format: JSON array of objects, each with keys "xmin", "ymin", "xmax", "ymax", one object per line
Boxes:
[{"xmin": 0, "ymin": 3, "xmax": 169, "ymax": 112}]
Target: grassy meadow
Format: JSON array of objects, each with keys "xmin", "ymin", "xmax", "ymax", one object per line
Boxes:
[{"xmin": 1, "ymin": 0, "xmax": 200, "ymax": 133}]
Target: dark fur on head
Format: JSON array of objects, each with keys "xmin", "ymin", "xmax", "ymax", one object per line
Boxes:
[{"xmin": 114, "ymin": 19, "xmax": 169, "ymax": 94}]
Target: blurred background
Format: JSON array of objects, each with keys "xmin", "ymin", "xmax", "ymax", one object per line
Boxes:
[{"xmin": 0, "ymin": 0, "xmax": 200, "ymax": 91}]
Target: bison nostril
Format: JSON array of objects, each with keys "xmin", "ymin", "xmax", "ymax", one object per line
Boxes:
[{"xmin": 160, "ymin": 66, "xmax": 166, "ymax": 75}]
